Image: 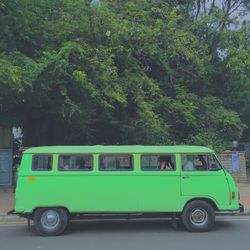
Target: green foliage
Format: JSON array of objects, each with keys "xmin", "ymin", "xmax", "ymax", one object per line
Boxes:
[
  {"xmin": 0, "ymin": 0, "xmax": 249, "ymax": 151},
  {"xmin": 246, "ymin": 159, "xmax": 250, "ymax": 168}
]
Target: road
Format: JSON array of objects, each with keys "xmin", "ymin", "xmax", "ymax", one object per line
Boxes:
[{"xmin": 1, "ymin": 217, "xmax": 250, "ymax": 250}]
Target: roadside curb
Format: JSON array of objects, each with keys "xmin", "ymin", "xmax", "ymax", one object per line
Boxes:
[
  {"xmin": 0, "ymin": 215, "xmax": 26, "ymax": 224},
  {"xmin": 216, "ymin": 212, "xmax": 250, "ymax": 216}
]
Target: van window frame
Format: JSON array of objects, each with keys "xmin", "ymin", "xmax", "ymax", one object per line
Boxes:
[
  {"xmin": 213, "ymin": 154, "xmax": 224, "ymax": 170},
  {"xmin": 58, "ymin": 154, "xmax": 93, "ymax": 171},
  {"xmin": 140, "ymin": 154, "xmax": 176, "ymax": 171},
  {"xmin": 99, "ymin": 154, "xmax": 134, "ymax": 171},
  {"xmin": 32, "ymin": 154, "xmax": 53, "ymax": 171},
  {"xmin": 181, "ymin": 153, "xmax": 222, "ymax": 171}
]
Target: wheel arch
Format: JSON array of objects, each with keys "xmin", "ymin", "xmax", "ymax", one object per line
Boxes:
[
  {"xmin": 31, "ymin": 206, "xmax": 71, "ymax": 219},
  {"xmin": 183, "ymin": 197, "xmax": 219, "ymax": 212}
]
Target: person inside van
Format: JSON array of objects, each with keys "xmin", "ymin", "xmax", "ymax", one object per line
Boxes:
[
  {"xmin": 208, "ymin": 156, "xmax": 219, "ymax": 170},
  {"xmin": 160, "ymin": 156, "xmax": 174, "ymax": 170},
  {"xmin": 183, "ymin": 155, "xmax": 195, "ymax": 171}
]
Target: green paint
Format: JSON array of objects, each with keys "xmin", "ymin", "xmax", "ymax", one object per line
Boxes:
[{"xmin": 15, "ymin": 145, "xmax": 240, "ymax": 214}]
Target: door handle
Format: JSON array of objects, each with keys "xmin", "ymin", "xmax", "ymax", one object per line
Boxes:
[{"xmin": 182, "ymin": 176, "xmax": 190, "ymax": 179}]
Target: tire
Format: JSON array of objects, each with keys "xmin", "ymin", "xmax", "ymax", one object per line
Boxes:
[
  {"xmin": 34, "ymin": 208, "xmax": 68, "ymax": 236},
  {"xmin": 181, "ymin": 200, "xmax": 215, "ymax": 232}
]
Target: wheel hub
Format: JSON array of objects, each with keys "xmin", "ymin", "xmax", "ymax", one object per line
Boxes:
[
  {"xmin": 41, "ymin": 210, "xmax": 60, "ymax": 230},
  {"xmin": 190, "ymin": 208, "xmax": 208, "ymax": 225}
]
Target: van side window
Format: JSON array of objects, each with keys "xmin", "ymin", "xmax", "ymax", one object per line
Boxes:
[
  {"xmin": 141, "ymin": 155, "xmax": 175, "ymax": 171},
  {"xmin": 32, "ymin": 155, "xmax": 53, "ymax": 171},
  {"xmin": 182, "ymin": 154, "xmax": 221, "ymax": 171},
  {"xmin": 99, "ymin": 155, "xmax": 133, "ymax": 171},
  {"xmin": 182, "ymin": 155, "xmax": 207, "ymax": 171},
  {"xmin": 58, "ymin": 155, "xmax": 93, "ymax": 171},
  {"xmin": 208, "ymin": 155, "xmax": 221, "ymax": 170}
]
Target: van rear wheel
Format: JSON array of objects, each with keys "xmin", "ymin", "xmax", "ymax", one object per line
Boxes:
[
  {"xmin": 181, "ymin": 200, "xmax": 215, "ymax": 232},
  {"xmin": 34, "ymin": 208, "xmax": 68, "ymax": 236}
]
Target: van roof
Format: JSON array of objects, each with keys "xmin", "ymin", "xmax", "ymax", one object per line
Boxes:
[{"xmin": 24, "ymin": 145, "xmax": 214, "ymax": 154}]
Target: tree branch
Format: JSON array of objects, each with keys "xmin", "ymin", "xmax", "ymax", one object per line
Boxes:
[
  {"xmin": 202, "ymin": 0, "xmax": 207, "ymax": 16},
  {"xmin": 195, "ymin": 0, "xmax": 201, "ymax": 19},
  {"xmin": 229, "ymin": 1, "xmax": 244, "ymax": 15}
]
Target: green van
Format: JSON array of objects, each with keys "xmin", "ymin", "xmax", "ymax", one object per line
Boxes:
[{"xmin": 11, "ymin": 145, "xmax": 243, "ymax": 236}]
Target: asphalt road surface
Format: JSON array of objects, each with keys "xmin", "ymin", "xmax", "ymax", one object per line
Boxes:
[{"xmin": 1, "ymin": 216, "xmax": 250, "ymax": 250}]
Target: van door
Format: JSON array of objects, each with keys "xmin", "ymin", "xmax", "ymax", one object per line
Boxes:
[
  {"xmin": 138, "ymin": 154, "xmax": 182, "ymax": 212},
  {"xmin": 180, "ymin": 154, "xmax": 230, "ymax": 209}
]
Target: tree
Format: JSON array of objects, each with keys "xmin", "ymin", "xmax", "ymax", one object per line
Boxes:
[{"xmin": 0, "ymin": 0, "xmax": 249, "ymax": 151}]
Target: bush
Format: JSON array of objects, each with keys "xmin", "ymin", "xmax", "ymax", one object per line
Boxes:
[{"xmin": 246, "ymin": 159, "xmax": 250, "ymax": 168}]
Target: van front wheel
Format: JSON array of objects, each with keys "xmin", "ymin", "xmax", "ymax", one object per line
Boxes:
[
  {"xmin": 181, "ymin": 200, "xmax": 215, "ymax": 232},
  {"xmin": 34, "ymin": 208, "xmax": 68, "ymax": 236}
]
